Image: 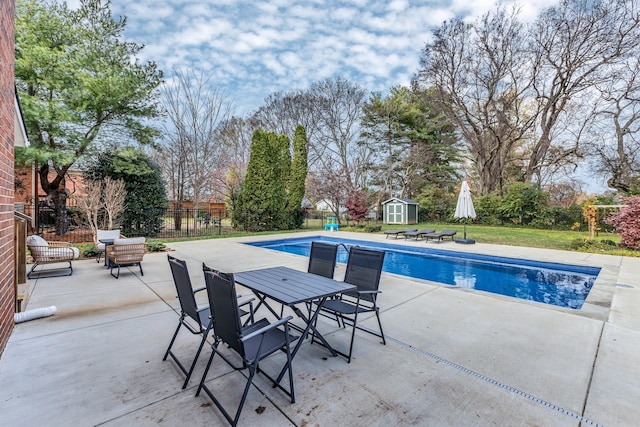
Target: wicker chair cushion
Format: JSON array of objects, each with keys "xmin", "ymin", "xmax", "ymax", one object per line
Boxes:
[
  {"xmin": 113, "ymin": 237, "xmax": 146, "ymax": 245},
  {"xmin": 26, "ymin": 235, "xmax": 48, "ymax": 247},
  {"xmin": 96, "ymin": 229, "xmax": 122, "ymax": 250}
]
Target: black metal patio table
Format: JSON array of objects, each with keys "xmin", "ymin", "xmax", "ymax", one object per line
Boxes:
[
  {"xmin": 98, "ymin": 239, "xmax": 115, "ymax": 267},
  {"xmin": 233, "ymin": 266, "xmax": 356, "ymax": 380}
]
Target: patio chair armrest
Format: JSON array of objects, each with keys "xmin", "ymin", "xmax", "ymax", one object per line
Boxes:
[
  {"xmin": 241, "ymin": 316, "xmax": 294, "ymax": 342},
  {"xmin": 356, "ymin": 290, "xmax": 382, "ymax": 295},
  {"xmin": 47, "ymin": 241, "xmax": 73, "ymax": 248},
  {"xmin": 237, "ymin": 297, "xmax": 255, "ymax": 308},
  {"xmin": 192, "ymin": 286, "xmax": 206, "ymax": 294}
]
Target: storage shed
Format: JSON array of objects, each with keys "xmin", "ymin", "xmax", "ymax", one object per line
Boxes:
[{"xmin": 382, "ymin": 198, "xmax": 419, "ymax": 225}]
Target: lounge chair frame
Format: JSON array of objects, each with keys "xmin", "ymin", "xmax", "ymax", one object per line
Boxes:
[
  {"xmin": 384, "ymin": 228, "xmax": 417, "ymax": 239},
  {"xmin": 403, "ymin": 228, "xmax": 437, "ymax": 240},
  {"xmin": 27, "ymin": 241, "xmax": 78, "ymax": 279},
  {"xmin": 423, "ymin": 230, "xmax": 457, "ymax": 242}
]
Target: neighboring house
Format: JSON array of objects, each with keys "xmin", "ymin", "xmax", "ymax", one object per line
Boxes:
[
  {"xmin": 382, "ymin": 197, "xmax": 419, "ymax": 225},
  {"xmin": 366, "ymin": 205, "xmax": 379, "ymax": 220},
  {"xmin": 315, "ymin": 200, "xmax": 347, "ymax": 215},
  {"xmin": 172, "ymin": 200, "xmax": 228, "ymax": 217}
]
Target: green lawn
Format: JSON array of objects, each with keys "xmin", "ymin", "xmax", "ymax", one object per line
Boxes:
[
  {"xmin": 144, "ymin": 219, "xmax": 639, "ymax": 258},
  {"xmin": 371, "ymin": 222, "xmax": 639, "ymax": 257}
]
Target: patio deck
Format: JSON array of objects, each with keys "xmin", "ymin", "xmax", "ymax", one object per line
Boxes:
[{"xmin": 2, "ymin": 231, "xmax": 639, "ymax": 426}]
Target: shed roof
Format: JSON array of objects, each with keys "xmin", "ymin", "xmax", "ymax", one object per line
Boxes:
[{"xmin": 381, "ymin": 197, "xmax": 418, "ymax": 205}]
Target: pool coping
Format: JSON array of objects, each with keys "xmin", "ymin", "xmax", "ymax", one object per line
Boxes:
[{"xmin": 242, "ymin": 231, "xmax": 621, "ymax": 322}]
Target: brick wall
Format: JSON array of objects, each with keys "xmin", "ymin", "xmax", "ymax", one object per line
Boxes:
[{"xmin": 0, "ymin": 0, "xmax": 15, "ymax": 357}]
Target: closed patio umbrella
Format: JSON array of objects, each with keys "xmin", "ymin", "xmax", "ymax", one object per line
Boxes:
[{"xmin": 454, "ymin": 180, "xmax": 476, "ymax": 244}]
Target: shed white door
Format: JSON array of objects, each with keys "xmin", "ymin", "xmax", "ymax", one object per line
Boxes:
[{"xmin": 386, "ymin": 203, "xmax": 404, "ymax": 224}]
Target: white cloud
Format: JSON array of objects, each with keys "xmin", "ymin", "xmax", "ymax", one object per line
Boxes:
[{"xmin": 88, "ymin": 0, "xmax": 560, "ymax": 114}]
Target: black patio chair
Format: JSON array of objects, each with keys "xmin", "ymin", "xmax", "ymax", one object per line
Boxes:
[
  {"xmin": 163, "ymin": 256, "xmax": 254, "ymax": 389},
  {"xmin": 314, "ymin": 246, "xmax": 386, "ymax": 363},
  {"xmin": 307, "ymin": 241, "xmax": 338, "ymax": 279},
  {"xmin": 305, "ymin": 241, "xmax": 339, "ymax": 321},
  {"xmin": 203, "ymin": 262, "xmax": 255, "ymax": 326},
  {"xmin": 197, "ymin": 271, "xmax": 297, "ymax": 427},
  {"xmin": 163, "ymin": 254, "xmax": 212, "ymax": 389}
]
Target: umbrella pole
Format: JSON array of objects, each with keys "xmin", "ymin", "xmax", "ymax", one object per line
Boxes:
[{"xmin": 463, "ymin": 217, "xmax": 467, "ymax": 239}]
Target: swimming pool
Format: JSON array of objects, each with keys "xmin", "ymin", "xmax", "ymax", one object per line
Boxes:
[{"xmin": 246, "ymin": 236, "xmax": 601, "ymax": 310}]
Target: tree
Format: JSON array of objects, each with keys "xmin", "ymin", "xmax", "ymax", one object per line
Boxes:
[
  {"xmin": 76, "ymin": 177, "xmax": 126, "ymax": 238},
  {"xmin": 360, "ymin": 86, "xmax": 460, "ymax": 207},
  {"xmin": 587, "ymin": 56, "xmax": 640, "ymax": 194},
  {"xmin": 344, "ymin": 190, "xmax": 369, "ymax": 224},
  {"xmin": 287, "ymin": 125, "xmax": 309, "ymax": 228},
  {"xmin": 76, "ymin": 180, "xmax": 103, "ymax": 239},
  {"xmin": 360, "ymin": 87, "xmax": 414, "ymax": 200},
  {"xmin": 606, "ymin": 196, "xmax": 640, "ymax": 248},
  {"xmin": 160, "ymin": 68, "xmax": 233, "ymax": 230},
  {"xmin": 252, "ymin": 90, "xmax": 318, "ymax": 162},
  {"xmin": 417, "ymin": 1, "xmax": 640, "ymax": 194},
  {"xmin": 84, "ymin": 148, "xmax": 168, "ymax": 236},
  {"xmin": 214, "ymin": 116, "xmax": 255, "ymax": 211},
  {"xmin": 497, "ymin": 183, "xmax": 549, "ymax": 226},
  {"xmin": 526, "ymin": 0, "xmax": 640, "ymax": 184},
  {"xmin": 306, "ymin": 159, "xmax": 349, "ymax": 219},
  {"xmin": 304, "ymin": 78, "xmax": 368, "ymax": 220},
  {"xmin": 15, "ymin": 0, "xmax": 162, "ymax": 235},
  {"xmin": 416, "ymin": 6, "xmax": 534, "ymax": 195},
  {"xmin": 101, "ymin": 177, "xmax": 127, "ymax": 230},
  {"xmin": 235, "ymin": 130, "xmax": 291, "ymax": 231},
  {"xmin": 251, "ymin": 77, "xmax": 368, "ymax": 220}
]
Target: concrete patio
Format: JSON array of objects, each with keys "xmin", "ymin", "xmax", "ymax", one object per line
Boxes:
[{"xmin": 1, "ymin": 231, "xmax": 639, "ymax": 426}]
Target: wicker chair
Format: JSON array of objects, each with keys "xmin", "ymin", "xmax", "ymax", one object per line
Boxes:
[
  {"xmin": 26, "ymin": 235, "xmax": 80, "ymax": 279},
  {"xmin": 95, "ymin": 229, "xmax": 123, "ymax": 264},
  {"xmin": 106, "ymin": 237, "xmax": 147, "ymax": 278}
]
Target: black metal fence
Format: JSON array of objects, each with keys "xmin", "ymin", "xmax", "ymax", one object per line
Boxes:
[{"xmin": 20, "ymin": 204, "xmax": 353, "ymax": 244}]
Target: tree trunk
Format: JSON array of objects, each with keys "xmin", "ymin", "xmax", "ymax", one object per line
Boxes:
[
  {"xmin": 173, "ymin": 201, "xmax": 183, "ymax": 231},
  {"xmin": 51, "ymin": 187, "xmax": 69, "ymax": 236},
  {"xmin": 39, "ymin": 164, "xmax": 70, "ymax": 236}
]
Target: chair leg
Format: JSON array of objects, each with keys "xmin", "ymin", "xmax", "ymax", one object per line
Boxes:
[
  {"xmin": 165, "ymin": 320, "xmax": 211, "ymax": 389},
  {"xmin": 346, "ymin": 310, "xmax": 359, "ymax": 363},
  {"xmin": 375, "ymin": 308, "xmax": 386, "ymax": 345},
  {"xmin": 233, "ymin": 366, "xmax": 256, "ymax": 426},
  {"xmin": 182, "ymin": 330, "xmax": 209, "ymax": 389},
  {"xmin": 163, "ymin": 321, "xmax": 183, "ymax": 361},
  {"xmin": 27, "ymin": 262, "xmax": 39, "ymax": 279},
  {"xmin": 110, "ymin": 264, "xmax": 120, "ymax": 279},
  {"xmin": 284, "ymin": 328, "xmax": 295, "ymax": 403},
  {"xmin": 27, "ymin": 262, "xmax": 73, "ymax": 279},
  {"xmin": 198, "ymin": 345, "xmax": 242, "ymax": 426},
  {"xmin": 138, "ymin": 263, "xmax": 144, "ymax": 276}
]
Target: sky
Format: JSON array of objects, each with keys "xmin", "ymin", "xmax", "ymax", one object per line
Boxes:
[
  {"xmin": 67, "ymin": 0, "xmax": 558, "ymax": 115},
  {"xmin": 62, "ymin": 0, "xmax": 610, "ymax": 192}
]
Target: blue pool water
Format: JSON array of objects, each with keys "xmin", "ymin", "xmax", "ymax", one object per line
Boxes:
[{"xmin": 246, "ymin": 236, "xmax": 600, "ymax": 310}]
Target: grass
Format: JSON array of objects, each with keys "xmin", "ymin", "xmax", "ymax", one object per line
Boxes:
[
  {"xmin": 158, "ymin": 220, "xmax": 639, "ymax": 257},
  {"xmin": 365, "ymin": 222, "xmax": 639, "ymax": 257},
  {"xmin": 70, "ymin": 219, "xmax": 638, "ymax": 259}
]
